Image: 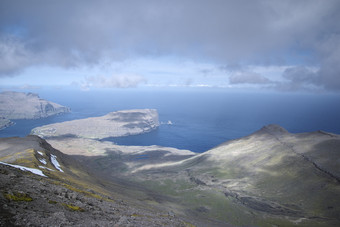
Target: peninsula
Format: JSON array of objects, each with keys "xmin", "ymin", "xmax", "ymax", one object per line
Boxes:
[
  {"xmin": 31, "ymin": 109, "xmax": 159, "ymax": 139},
  {"xmin": 0, "ymin": 91, "xmax": 70, "ymax": 130}
]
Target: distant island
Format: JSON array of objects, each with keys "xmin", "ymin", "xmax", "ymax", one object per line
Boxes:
[
  {"xmin": 31, "ymin": 109, "xmax": 159, "ymax": 139},
  {"xmin": 0, "ymin": 91, "xmax": 70, "ymax": 130}
]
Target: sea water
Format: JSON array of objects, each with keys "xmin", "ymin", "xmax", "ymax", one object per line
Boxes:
[{"xmin": 1, "ymin": 88, "xmax": 340, "ymax": 153}]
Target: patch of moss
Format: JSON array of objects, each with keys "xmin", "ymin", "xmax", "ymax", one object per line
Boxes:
[
  {"xmin": 131, "ymin": 213, "xmax": 144, "ymax": 217},
  {"xmin": 62, "ymin": 183, "xmax": 106, "ymax": 200},
  {"xmin": 52, "ymin": 180, "xmax": 115, "ymax": 203},
  {"xmin": 4, "ymin": 192, "xmax": 33, "ymax": 202},
  {"xmin": 182, "ymin": 222, "xmax": 196, "ymax": 227},
  {"xmin": 62, "ymin": 203, "xmax": 85, "ymax": 212}
]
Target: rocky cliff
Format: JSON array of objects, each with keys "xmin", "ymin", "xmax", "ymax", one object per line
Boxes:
[
  {"xmin": 0, "ymin": 117, "xmax": 13, "ymax": 130},
  {"xmin": 0, "ymin": 91, "xmax": 70, "ymax": 121}
]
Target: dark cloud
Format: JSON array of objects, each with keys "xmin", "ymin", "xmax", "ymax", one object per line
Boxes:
[
  {"xmin": 229, "ymin": 71, "xmax": 270, "ymax": 84},
  {"xmin": 317, "ymin": 35, "xmax": 340, "ymax": 90},
  {"xmin": 0, "ymin": 36, "xmax": 36, "ymax": 75},
  {"xmin": 281, "ymin": 36, "xmax": 340, "ymax": 91},
  {"xmin": 282, "ymin": 66, "xmax": 318, "ymax": 84},
  {"xmin": 0, "ymin": 0, "xmax": 340, "ymax": 91}
]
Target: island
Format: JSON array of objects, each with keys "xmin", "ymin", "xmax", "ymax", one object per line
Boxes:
[
  {"xmin": 31, "ymin": 109, "xmax": 159, "ymax": 139},
  {"xmin": 0, "ymin": 91, "xmax": 70, "ymax": 130}
]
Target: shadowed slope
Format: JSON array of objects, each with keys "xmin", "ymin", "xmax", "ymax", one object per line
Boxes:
[{"xmin": 0, "ymin": 136, "xmax": 195, "ymax": 227}]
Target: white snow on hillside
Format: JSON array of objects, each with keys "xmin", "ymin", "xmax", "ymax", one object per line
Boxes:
[
  {"xmin": 50, "ymin": 154, "xmax": 64, "ymax": 172},
  {"xmin": 0, "ymin": 161, "xmax": 46, "ymax": 177},
  {"xmin": 38, "ymin": 158, "xmax": 47, "ymax": 165}
]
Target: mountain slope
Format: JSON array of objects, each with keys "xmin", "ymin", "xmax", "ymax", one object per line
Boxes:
[
  {"xmin": 127, "ymin": 125, "xmax": 340, "ymax": 226},
  {"xmin": 1, "ymin": 124, "xmax": 339, "ymax": 226},
  {"xmin": 0, "ymin": 136, "xmax": 194, "ymax": 227}
]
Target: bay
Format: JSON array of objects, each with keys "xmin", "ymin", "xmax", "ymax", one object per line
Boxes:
[{"xmin": 1, "ymin": 88, "xmax": 340, "ymax": 153}]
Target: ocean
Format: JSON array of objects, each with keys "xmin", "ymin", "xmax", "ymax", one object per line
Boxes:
[{"xmin": 1, "ymin": 88, "xmax": 340, "ymax": 153}]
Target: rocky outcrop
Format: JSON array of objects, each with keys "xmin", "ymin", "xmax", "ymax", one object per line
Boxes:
[
  {"xmin": 31, "ymin": 109, "xmax": 159, "ymax": 139},
  {"xmin": 0, "ymin": 91, "xmax": 70, "ymax": 121},
  {"xmin": 0, "ymin": 117, "xmax": 13, "ymax": 130}
]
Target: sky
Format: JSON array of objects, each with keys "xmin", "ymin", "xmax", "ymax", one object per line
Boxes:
[{"xmin": 1, "ymin": 0, "xmax": 340, "ymax": 92}]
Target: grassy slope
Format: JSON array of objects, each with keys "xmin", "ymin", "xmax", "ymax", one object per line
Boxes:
[
  {"xmin": 0, "ymin": 136, "xmax": 196, "ymax": 226},
  {"xmin": 128, "ymin": 125, "xmax": 340, "ymax": 226},
  {"xmin": 2, "ymin": 124, "xmax": 339, "ymax": 226}
]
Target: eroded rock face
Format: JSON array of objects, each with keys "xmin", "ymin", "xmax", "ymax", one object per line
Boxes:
[
  {"xmin": 31, "ymin": 109, "xmax": 159, "ymax": 139},
  {"xmin": 0, "ymin": 91, "xmax": 70, "ymax": 120}
]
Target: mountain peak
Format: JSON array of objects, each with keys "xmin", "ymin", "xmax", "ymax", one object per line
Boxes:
[{"xmin": 258, "ymin": 124, "xmax": 289, "ymax": 135}]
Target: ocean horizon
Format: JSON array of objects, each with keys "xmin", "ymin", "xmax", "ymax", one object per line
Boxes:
[{"xmin": 1, "ymin": 88, "xmax": 340, "ymax": 153}]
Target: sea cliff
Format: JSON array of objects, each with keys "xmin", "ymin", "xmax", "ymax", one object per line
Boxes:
[{"xmin": 0, "ymin": 91, "xmax": 70, "ymax": 130}]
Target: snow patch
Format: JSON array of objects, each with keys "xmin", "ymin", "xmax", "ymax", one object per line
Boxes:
[
  {"xmin": 38, "ymin": 158, "xmax": 47, "ymax": 165},
  {"xmin": 39, "ymin": 166, "xmax": 54, "ymax": 171},
  {"xmin": 0, "ymin": 161, "xmax": 47, "ymax": 177},
  {"xmin": 50, "ymin": 154, "xmax": 64, "ymax": 172},
  {"xmin": 37, "ymin": 151, "xmax": 44, "ymax": 156}
]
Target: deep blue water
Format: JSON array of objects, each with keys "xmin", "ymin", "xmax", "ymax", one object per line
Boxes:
[{"xmin": 1, "ymin": 88, "xmax": 340, "ymax": 153}]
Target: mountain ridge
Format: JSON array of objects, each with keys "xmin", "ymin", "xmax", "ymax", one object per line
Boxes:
[{"xmin": 1, "ymin": 124, "xmax": 340, "ymax": 226}]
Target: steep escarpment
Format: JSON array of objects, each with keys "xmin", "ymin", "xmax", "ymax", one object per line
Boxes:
[{"xmin": 0, "ymin": 91, "xmax": 70, "ymax": 129}]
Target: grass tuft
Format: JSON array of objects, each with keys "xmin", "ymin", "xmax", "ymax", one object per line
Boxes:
[
  {"xmin": 4, "ymin": 192, "xmax": 33, "ymax": 202},
  {"xmin": 48, "ymin": 200, "xmax": 58, "ymax": 204},
  {"xmin": 182, "ymin": 221, "xmax": 196, "ymax": 227},
  {"xmin": 62, "ymin": 203, "xmax": 85, "ymax": 212}
]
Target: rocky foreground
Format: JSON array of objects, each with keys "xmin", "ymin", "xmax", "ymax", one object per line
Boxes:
[
  {"xmin": 0, "ymin": 91, "xmax": 70, "ymax": 130},
  {"xmin": 0, "ymin": 136, "xmax": 192, "ymax": 227}
]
